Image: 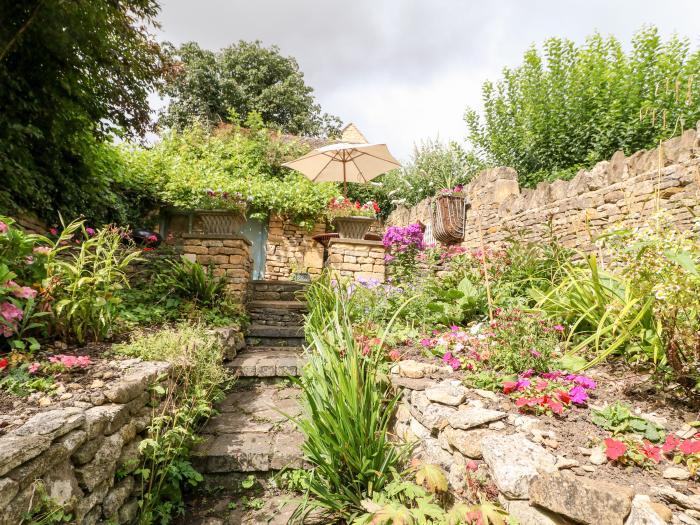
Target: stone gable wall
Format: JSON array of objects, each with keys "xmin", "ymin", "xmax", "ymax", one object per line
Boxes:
[
  {"xmin": 387, "ymin": 126, "xmax": 700, "ymax": 251},
  {"xmin": 327, "ymin": 239, "xmax": 386, "ymax": 282}
]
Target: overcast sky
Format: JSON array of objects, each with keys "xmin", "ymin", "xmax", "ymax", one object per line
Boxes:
[{"xmin": 155, "ymin": 0, "xmax": 700, "ymax": 160}]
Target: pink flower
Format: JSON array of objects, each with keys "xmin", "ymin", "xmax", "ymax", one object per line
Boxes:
[
  {"xmin": 25, "ymin": 256, "xmax": 33, "ymax": 264},
  {"xmin": 420, "ymin": 338, "xmax": 433, "ymax": 348},
  {"xmin": 28, "ymin": 362, "xmax": 40, "ymax": 374},
  {"xmin": 0, "ymin": 221, "xmax": 7, "ymax": 234},
  {"xmin": 85, "ymin": 227, "xmax": 96, "ymax": 236},
  {"xmin": 12, "ymin": 286, "xmax": 36, "ymax": 300},
  {"xmin": 0, "ymin": 302, "xmax": 23, "ymax": 322},
  {"xmin": 503, "ymin": 381, "xmax": 518, "ymax": 394},
  {"xmin": 566, "ymin": 374, "xmax": 597, "ymax": 389},
  {"xmin": 49, "ymin": 354, "xmax": 92, "ymax": 368},
  {"xmin": 552, "ymin": 324, "xmax": 565, "ymax": 332},
  {"xmin": 679, "ymin": 439, "xmax": 700, "ymax": 455},
  {"xmin": 388, "ymin": 349, "xmax": 401, "ymax": 362},
  {"xmin": 641, "ymin": 441, "xmax": 662, "ymax": 463},
  {"xmin": 49, "ymin": 227, "xmax": 58, "ymax": 235},
  {"xmin": 466, "ymin": 460, "xmax": 478, "ymax": 471},
  {"xmin": 515, "ymin": 379, "xmax": 531, "ymax": 391},
  {"xmin": 662, "ymin": 435, "xmax": 680, "ymax": 453},
  {"xmin": 530, "ymin": 349, "xmax": 542, "ymax": 358},
  {"xmin": 146, "ymin": 234, "xmax": 158, "ymax": 243},
  {"xmin": 33, "ymin": 246, "xmax": 51, "ymax": 255}
]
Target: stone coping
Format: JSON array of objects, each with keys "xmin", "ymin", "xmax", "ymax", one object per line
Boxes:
[
  {"xmin": 328, "ymin": 238, "xmax": 384, "ymax": 248},
  {"xmin": 182, "ymin": 232, "xmax": 252, "ymax": 245}
]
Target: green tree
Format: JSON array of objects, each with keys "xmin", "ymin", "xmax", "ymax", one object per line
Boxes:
[
  {"xmin": 159, "ymin": 40, "xmax": 342, "ymax": 138},
  {"xmin": 0, "ymin": 0, "xmax": 164, "ymax": 224},
  {"xmin": 465, "ymin": 26, "xmax": 700, "ymax": 188},
  {"xmin": 348, "ymin": 138, "xmax": 483, "ymax": 216}
]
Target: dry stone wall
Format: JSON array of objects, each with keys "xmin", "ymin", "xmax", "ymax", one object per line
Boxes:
[
  {"xmin": 0, "ymin": 360, "xmax": 170, "ymax": 525},
  {"xmin": 391, "ymin": 361, "xmax": 695, "ymax": 525},
  {"xmin": 387, "ymin": 126, "xmax": 700, "ymax": 251},
  {"xmin": 327, "ymin": 239, "xmax": 386, "ymax": 282},
  {"xmin": 264, "ymin": 216, "xmax": 326, "ymax": 280},
  {"xmin": 182, "ymin": 234, "xmax": 252, "ymax": 300}
]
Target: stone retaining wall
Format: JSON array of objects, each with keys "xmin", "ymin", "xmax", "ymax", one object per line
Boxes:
[
  {"xmin": 264, "ymin": 216, "xmax": 326, "ymax": 280},
  {"xmin": 0, "ymin": 361, "xmax": 171, "ymax": 525},
  {"xmin": 182, "ymin": 234, "xmax": 253, "ymax": 300},
  {"xmin": 327, "ymin": 239, "xmax": 386, "ymax": 282},
  {"xmin": 387, "ymin": 126, "xmax": 700, "ymax": 252},
  {"xmin": 391, "ymin": 361, "xmax": 696, "ymax": 525}
]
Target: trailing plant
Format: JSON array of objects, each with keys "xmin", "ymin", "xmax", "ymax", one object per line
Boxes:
[
  {"xmin": 114, "ymin": 324, "xmax": 231, "ymax": 524},
  {"xmin": 44, "ymin": 220, "xmax": 141, "ymax": 344}
]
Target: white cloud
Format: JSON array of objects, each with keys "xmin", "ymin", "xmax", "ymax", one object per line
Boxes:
[{"xmin": 155, "ymin": 0, "xmax": 700, "ymax": 158}]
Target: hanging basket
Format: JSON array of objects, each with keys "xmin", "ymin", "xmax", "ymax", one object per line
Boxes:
[
  {"xmin": 197, "ymin": 210, "xmax": 246, "ymax": 236},
  {"xmin": 332, "ymin": 216, "xmax": 376, "ymax": 240},
  {"xmin": 432, "ymin": 195, "xmax": 470, "ymax": 244}
]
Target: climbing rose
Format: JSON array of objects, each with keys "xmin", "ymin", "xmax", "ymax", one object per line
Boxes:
[{"xmin": 604, "ymin": 438, "xmax": 627, "ymax": 461}]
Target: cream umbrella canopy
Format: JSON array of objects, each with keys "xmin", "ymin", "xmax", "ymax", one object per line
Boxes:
[{"xmin": 282, "ymin": 141, "xmax": 401, "ymax": 195}]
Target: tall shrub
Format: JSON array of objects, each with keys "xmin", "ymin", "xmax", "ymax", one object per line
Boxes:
[{"xmin": 465, "ymin": 26, "xmax": 700, "ymax": 187}]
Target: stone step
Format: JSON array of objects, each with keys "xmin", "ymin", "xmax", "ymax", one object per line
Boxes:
[
  {"xmin": 251, "ymin": 280, "xmax": 308, "ymax": 301},
  {"xmin": 245, "ymin": 324, "xmax": 305, "ymax": 347},
  {"xmin": 247, "ymin": 300, "xmax": 308, "ymax": 327},
  {"xmin": 192, "ymin": 383, "xmax": 305, "ymax": 474},
  {"xmin": 228, "ymin": 347, "xmax": 305, "ymax": 377}
]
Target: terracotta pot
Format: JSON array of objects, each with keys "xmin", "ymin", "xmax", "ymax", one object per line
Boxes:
[
  {"xmin": 433, "ymin": 195, "xmax": 469, "ymax": 244},
  {"xmin": 332, "ymin": 216, "xmax": 376, "ymax": 240}
]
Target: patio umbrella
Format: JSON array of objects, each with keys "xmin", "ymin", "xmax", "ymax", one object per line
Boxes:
[{"xmin": 282, "ymin": 142, "xmax": 401, "ymax": 195}]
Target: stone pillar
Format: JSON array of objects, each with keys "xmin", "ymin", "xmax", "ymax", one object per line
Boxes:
[
  {"xmin": 181, "ymin": 234, "xmax": 252, "ymax": 301},
  {"xmin": 327, "ymin": 239, "xmax": 386, "ymax": 282}
]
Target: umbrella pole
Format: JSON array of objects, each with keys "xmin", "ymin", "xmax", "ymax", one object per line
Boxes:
[{"xmin": 343, "ymin": 158, "xmax": 347, "ymax": 196}]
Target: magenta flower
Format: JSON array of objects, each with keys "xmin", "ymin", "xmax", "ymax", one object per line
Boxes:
[
  {"xmin": 0, "ymin": 221, "xmax": 7, "ymax": 234},
  {"xmin": 530, "ymin": 349, "xmax": 542, "ymax": 358},
  {"xmin": 515, "ymin": 379, "xmax": 531, "ymax": 391},
  {"xmin": 49, "ymin": 227, "xmax": 58, "ymax": 235},
  {"xmin": 420, "ymin": 338, "xmax": 433, "ymax": 348},
  {"xmin": 85, "ymin": 227, "xmax": 96, "ymax": 236},
  {"xmin": 568, "ymin": 385, "xmax": 588, "ymax": 404},
  {"xmin": 553, "ymin": 324, "xmax": 565, "ymax": 332},
  {"xmin": 565, "ymin": 374, "xmax": 597, "ymax": 389}
]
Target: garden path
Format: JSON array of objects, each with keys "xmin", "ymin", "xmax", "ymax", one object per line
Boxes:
[{"xmin": 185, "ymin": 280, "xmax": 310, "ymax": 524}]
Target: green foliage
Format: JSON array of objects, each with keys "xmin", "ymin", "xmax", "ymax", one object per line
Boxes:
[
  {"xmin": 291, "ymin": 273, "xmax": 406, "ymax": 522},
  {"xmin": 591, "ymin": 402, "xmax": 665, "ymax": 443},
  {"xmin": 1, "ymin": 0, "xmax": 164, "ymax": 224},
  {"xmin": 345, "ymin": 139, "xmax": 484, "ymax": 217},
  {"xmin": 120, "ymin": 119, "xmax": 339, "ymax": 226},
  {"xmin": 114, "ymin": 324, "xmax": 231, "ymax": 524},
  {"xmin": 465, "ymin": 26, "xmax": 700, "ymax": 187},
  {"xmin": 0, "ymin": 363, "xmax": 56, "ymax": 397},
  {"xmin": 159, "ymin": 40, "xmax": 341, "ymax": 137},
  {"xmin": 156, "ymin": 257, "xmax": 226, "ymax": 306},
  {"xmin": 44, "ymin": 220, "xmax": 141, "ymax": 343},
  {"xmin": 21, "ymin": 480, "xmax": 74, "ymax": 524}
]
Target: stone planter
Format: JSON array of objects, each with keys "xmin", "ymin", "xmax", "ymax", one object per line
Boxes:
[
  {"xmin": 433, "ymin": 195, "xmax": 469, "ymax": 244},
  {"xmin": 197, "ymin": 210, "xmax": 246, "ymax": 236},
  {"xmin": 332, "ymin": 216, "xmax": 375, "ymax": 240}
]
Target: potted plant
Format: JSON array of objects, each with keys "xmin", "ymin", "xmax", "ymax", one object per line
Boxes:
[
  {"xmin": 196, "ymin": 189, "xmax": 248, "ymax": 235},
  {"xmin": 327, "ymin": 196, "xmax": 380, "ymax": 240},
  {"xmin": 433, "ymin": 185, "xmax": 470, "ymax": 244},
  {"xmin": 289, "ymin": 257, "xmax": 311, "ymax": 283}
]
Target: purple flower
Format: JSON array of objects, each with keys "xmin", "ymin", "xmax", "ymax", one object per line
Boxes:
[
  {"xmin": 565, "ymin": 374, "xmax": 597, "ymax": 390},
  {"xmin": 569, "ymin": 385, "xmax": 588, "ymax": 404}
]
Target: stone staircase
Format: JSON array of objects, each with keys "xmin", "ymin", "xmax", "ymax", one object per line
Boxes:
[{"xmin": 191, "ymin": 280, "xmax": 309, "ymax": 493}]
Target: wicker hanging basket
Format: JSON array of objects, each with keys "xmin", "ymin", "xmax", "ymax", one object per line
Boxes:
[
  {"xmin": 332, "ymin": 216, "xmax": 375, "ymax": 240},
  {"xmin": 432, "ymin": 195, "xmax": 470, "ymax": 244}
]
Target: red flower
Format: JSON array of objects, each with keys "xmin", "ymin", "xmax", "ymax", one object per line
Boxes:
[
  {"xmin": 604, "ymin": 438, "xmax": 627, "ymax": 461},
  {"xmin": 503, "ymin": 381, "xmax": 517, "ymax": 394},
  {"xmin": 662, "ymin": 435, "xmax": 680, "ymax": 453},
  {"xmin": 641, "ymin": 441, "xmax": 662, "ymax": 463},
  {"xmin": 543, "ymin": 396, "xmax": 564, "ymax": 415},
  {"xmin": 0, "ymin": 358, "xmax": 7, "ymax": 371},
  {"xmin": 679, "ymin": 439, "xmax": 700, "ymax": 455},
  {"xmin": 555, "ymin": 389, "xmax": 571, "ymax": 404}
]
